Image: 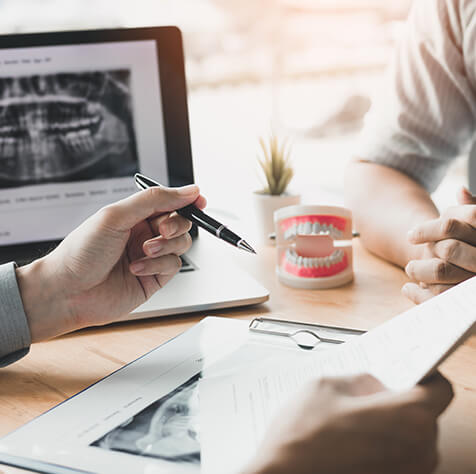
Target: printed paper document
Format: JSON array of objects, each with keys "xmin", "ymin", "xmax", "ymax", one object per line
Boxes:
[{"xmin": 199, "ymin": 277, "xmax": 476, "ymax": 474}]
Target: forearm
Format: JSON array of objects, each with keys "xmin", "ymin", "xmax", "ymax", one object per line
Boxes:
[{"xmin": 345, "ymin": 160, "xmax": 439, "ymax": 268}]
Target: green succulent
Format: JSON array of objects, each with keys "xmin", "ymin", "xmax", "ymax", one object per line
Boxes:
[{"xmin": 257, "ymin": 135, "xmax": 294, "ymax": 196}]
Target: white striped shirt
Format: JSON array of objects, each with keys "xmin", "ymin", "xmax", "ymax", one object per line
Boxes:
[{"xmin": 359, "ymin": 0, "xmax": 476, "ymax": 192}]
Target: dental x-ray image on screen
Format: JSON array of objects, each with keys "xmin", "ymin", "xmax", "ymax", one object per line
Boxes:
[
  {"xmin": 91, "ymin": 373, "xmax": 201, "ymax": 465},
  {"xmin": 0, "ymin": 69, "xmax": 139, "ymax": 188}
]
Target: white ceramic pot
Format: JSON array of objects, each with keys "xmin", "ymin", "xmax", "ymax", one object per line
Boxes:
[{"xmin": 253, "ymin": 191, "xmax": 301, "ymax": 245}]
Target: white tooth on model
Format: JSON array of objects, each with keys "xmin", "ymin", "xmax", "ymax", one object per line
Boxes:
[
  {"xmin": 285, "ymin": 225, "xmax": 293, "ymax": 240},
  {"xmin": 285, "ymin": 224, "xmax": 297, "ymax": 240},
  {"xmin": 304, "ymin": 222, "xmax": 312, "ymax": 234},
  {"xmin": 285, "ymin": 248, "xmax": 346, "ymax": 268},
  {"xmin": 312, "ymin": 222, "xmax": 319, "ymax": 234},
  {"xmin": 329, "ymin": 225, "xmax": 343, "ymax": 239}
]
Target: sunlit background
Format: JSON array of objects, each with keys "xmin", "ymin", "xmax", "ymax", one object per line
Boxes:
[{"xmin": 0, "ymin": 0, "xmax": 468, "ymax": 217}]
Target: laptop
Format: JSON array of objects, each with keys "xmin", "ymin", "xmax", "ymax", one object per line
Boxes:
[{"xmin": 0, "ymin": 26, "xmax": 269, "ymax": 319}]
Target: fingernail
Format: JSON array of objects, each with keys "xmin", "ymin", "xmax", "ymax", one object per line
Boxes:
[
  {"xmin": 163, "ymin": 222, "xmax": 178, "ymax": 236},
  {"xmin": 147, "ymin": 241, "xmax": 162, "ymax": 255},
  {"xmin": 130, "ymin": 261, "xmax": 145, "ymax": 274},
  {"xmin": 177, "ymin": 184, "xmax": 199, "ymax": 195}
]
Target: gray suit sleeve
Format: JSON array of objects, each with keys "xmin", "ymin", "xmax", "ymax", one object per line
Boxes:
[{"xmin": 0, "ymin": 262, "xmax": 31, "ymax": 367}]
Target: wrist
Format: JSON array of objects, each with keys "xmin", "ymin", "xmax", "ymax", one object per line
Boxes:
[{"xmin": 16, "ymin": 258, "xmax": 74, "ymax": 342}]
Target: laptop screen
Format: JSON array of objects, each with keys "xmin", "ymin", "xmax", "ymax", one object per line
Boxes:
[{"xmin": 0, "ymin": 39, "xmax": 169, "ymax": 246}]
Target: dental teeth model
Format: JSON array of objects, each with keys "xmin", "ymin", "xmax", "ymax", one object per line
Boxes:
[{"xmin": 274, "ymin": 205, "xmax": 354, "ymax": 289}]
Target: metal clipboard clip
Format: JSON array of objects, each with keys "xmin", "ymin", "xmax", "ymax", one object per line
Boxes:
[{"xmin": 249, "ymin": 317, "xmax": 366, "ymax": 351}]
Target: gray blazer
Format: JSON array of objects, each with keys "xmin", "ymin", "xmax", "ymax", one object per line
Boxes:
[{"xmin": 0, "ymin": 263, "xmax": 31, "ymax": 367}]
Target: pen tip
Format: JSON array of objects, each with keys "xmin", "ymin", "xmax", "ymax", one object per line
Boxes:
[{"xmin": 238, "ymin": 240, "xmax": 257, "ymax": 254}]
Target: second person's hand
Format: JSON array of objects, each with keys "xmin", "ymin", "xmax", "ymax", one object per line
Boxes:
[
  {"xmin": 245, "ymin": 373, "xmax": 453, "ymax": 474},
  {"xmin": 403, "ymin": 187, "xmax": 476, "ymax": 303}
]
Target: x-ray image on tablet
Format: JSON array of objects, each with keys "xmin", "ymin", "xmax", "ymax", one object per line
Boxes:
[
  {"xmin": 0, "ymin": 69, "xmax": 139, "ymax": 188},
  {"xmin": 92, "ymin": 373, "xmax": 201, "ymax": 465},
  {"xmin": 0, "ymin": 318, "xmax": 302, "ymax": 474}
]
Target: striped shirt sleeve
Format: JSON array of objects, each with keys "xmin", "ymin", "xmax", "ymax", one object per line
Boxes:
[{"xmin": 357, "ymin": 0, "xmax": 476, "ymax": 192}]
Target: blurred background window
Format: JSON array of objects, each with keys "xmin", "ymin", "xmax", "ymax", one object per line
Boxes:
[{"xmin": 0, "ymin": 0, "xmax": 466, "ymax": 209}]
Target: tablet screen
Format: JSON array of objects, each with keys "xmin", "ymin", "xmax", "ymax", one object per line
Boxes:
[{"xmin": 0, "ymin": 39, "xmax": 168, "ymax": 245}]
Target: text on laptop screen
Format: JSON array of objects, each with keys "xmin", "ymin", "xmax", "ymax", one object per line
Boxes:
[{"xmin": 0, "ymin": 40, "xmax": 168, "ymax": 246}]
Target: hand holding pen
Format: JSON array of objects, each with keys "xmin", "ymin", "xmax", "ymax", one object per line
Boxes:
[
  {"xmin": 20, "ymin": 182, "xmax": 207, "ymax": 341},
  {"xmin": 135, "ymin": 173, "xmax": 256, "ymax": 254}
]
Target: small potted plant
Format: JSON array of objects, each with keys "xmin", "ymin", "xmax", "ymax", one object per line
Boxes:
[{"xmin": 253, "ymin": 134, "xmax": 300, "ymax": 243}]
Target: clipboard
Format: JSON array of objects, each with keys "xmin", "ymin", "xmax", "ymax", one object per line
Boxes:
[
  {"xmin": 249, "ymin": 316, "xmax": 365, "ymax": 350},
  {"xmin": 0, "ymin": 316, "xmax": 360, "ymax": 474}
]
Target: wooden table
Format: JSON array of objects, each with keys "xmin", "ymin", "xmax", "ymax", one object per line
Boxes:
[{"xmin": 0, "ymin": 241, "xmax": 475, "ymax": 474}]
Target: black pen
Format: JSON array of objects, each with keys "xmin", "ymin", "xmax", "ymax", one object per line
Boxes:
[{"xmin": 134, "ymin": 173, "xmax": 256, "ymax": 254}]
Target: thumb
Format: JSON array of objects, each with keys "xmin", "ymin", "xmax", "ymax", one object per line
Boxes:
[
  {"xmin": 99, "ymin": 185, "xmax": 200, "ymax": 231},
  {"xmin": 396, "ymin": 372, "xmax": 454, "ymax": 417},
  {"xmin": 457, "ymin": 186, "xmax": 476, "ymax": 205}
]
